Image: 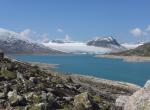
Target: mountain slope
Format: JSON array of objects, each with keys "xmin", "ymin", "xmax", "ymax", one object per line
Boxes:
[
  {"xmin": 87, "ymin": 36, "xmax": 126, "ymax": 52},
  {"xmin": 0, "ymin": 28, "xmax": 64, "ymax": 54},
  {"xmin": 111, "ymin": 42, "xmax": 150, "ymax": 56}
]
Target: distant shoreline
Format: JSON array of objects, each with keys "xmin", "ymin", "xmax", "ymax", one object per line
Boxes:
[
  {"xmin": 28, "ymin": 61, "xmax": 59, "ymax": 69},
  {"xmin": 96, "ymin": 54, "xmax": 150, "ymax": 62}
]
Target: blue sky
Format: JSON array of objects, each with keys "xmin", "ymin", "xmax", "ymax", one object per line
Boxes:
[{"xmin": 0, "ymin": 0, "xmax": 150, "ymax": 43}]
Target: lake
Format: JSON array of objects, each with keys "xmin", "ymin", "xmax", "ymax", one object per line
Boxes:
[{"xmin": 10, "ymin": 54, "xmax": 150, "ymax": 86}]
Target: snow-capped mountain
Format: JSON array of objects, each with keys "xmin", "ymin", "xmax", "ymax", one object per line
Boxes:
[
  {"xmin": 43, "ymin": 37, "xmax": 126, "ymax": 54},
  {"xmin": 86, "ymin": 36, "xmax": 126, "ymax": 52},
  {"xmin": 0, "ymin": 28, "xmax": 63, "ymax": 54},
  {"xmin": 43, "ymin": 37, "xmax": 128, "ymax": 54}
]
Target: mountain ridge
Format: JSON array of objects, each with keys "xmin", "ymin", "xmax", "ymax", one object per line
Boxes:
[
  {"xmin": 110, "ymin": 42, "xmax": 150, "ymax": 56},
  {"xmin": 0, "ymin": 28, "xmax": 64, "ymax": 54}
]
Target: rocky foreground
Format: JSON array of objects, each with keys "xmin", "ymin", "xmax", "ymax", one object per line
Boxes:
[{"xmin": 0, "ymin": 57, "xmax": 147, "ymax": 110}]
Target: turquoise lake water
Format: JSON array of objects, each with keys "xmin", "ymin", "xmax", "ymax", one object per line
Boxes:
[{"xmin": 10, "ymin": 54, "xmax": 150, "ymax": 86}]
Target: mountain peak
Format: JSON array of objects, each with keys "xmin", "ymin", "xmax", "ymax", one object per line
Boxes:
[
  {"xmin": 93, "ymin": 36, "xmax": 116, "ymax": 42},
  {"xmin": 0, "ymin": 28, "xmax": 64, "ymax": 54},
  {"xmin": 87, "ymin": 36, "xmax": 126, "ymax": 52},
  {"xmin": 87, "ymin": 36, "xmax": 120, "ymax": 47}
]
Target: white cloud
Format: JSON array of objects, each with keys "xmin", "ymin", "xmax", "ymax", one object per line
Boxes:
[
  {"xmin": 41, "ymin": 33, "xmax": 50, "ymax": 43},
  {"xmin": 20, "ymin": 29, "xmax": 33, "ymax": 40},
  {"xmin": 20, "ymin": 29, "xmax": 50, "ymax": 43},
  {"xmin": 146, "ymin": 25, "xmax": 150, "ymax": 31},
  {"xmin": 19, "ymin": 29, "xmax": 41, "ymax": 41},
  {"xmin": 130, "ymin": 28, "xmax": 144, "ymax": 37},
  {"xmin": 57, "ymin": 28, "xmax": 64, "ymax": 32},
  {"xmin": 64, "ymin": 34, "xmax": 71, "ymax": 41}
]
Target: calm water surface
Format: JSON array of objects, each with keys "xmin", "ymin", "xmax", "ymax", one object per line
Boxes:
[{"xmin": 10, "ymin": 54, "xmax": 150, "ymax": 86}]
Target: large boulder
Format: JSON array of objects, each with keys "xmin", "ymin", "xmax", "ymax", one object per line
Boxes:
[
  {"xmin": 7, "ymin": 90, "xmax": 26, "ymax": 106},
  {"xmin": 123, "ymin": 80, "xmax": 150, "ymax": 110},
  {"xmin": 73, "ymin": 92, "xmax": 92, "ymax": 110}
]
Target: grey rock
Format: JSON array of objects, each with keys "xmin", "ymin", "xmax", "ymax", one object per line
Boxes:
[
  {"xmin": 7, "ymin": 90, "xmax": 26, "ymax": 106},
  {"xmin": 63, "ymin": 96, "xmax": 73, "ymax": 101},
  {"xmin": 46, "ymin": 88, "xmax": 54, "ymax": 92},
  {"xmin": 41, "ymin": 91, "xmax": 47, "ymax": 101},
  {"xmin": 29, "ymin": 77, "xmax": 37, "ymax": 84},
  {"xmin": 47, "ymin": 92, "xmax": 55, "ymax": 102},
  {"xmin": 56, "ymin": 84, "xmax": 64, "ymax": 88},
  {"xmin": 17, "ymin": 71, "xmax": 25, "ymax": 83}
]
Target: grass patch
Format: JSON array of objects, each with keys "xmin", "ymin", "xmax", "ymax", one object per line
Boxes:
[{"xmin": 0, "ymin": 70, "xmax": 16, "ymax": 79}]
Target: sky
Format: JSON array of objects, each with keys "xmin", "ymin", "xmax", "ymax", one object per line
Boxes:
[{"xmin": 0, "ymin": 0, "xmax": 150, "ymax": 43}]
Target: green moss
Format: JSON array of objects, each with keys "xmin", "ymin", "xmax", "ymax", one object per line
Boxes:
[
  {"xmin": 32, "ymin": 94, "xmax": 41, "ymax": 103},
  {"xmin": 60, "ymin": 104, "xmax": 72, "ymax": 110},
  {"xmin": 51, "ymin": 76, "xmax": 63, "ymax": 84},
  {"xmin": 0, "ymin": 70, "xmax": 16, "ymax": 79},
  {"xmin": 66, "ymin": 76, "xmax": 73, "ymax": 83},
  {"xmin": 9, "ymin": 95, "xmax": 18, "ymax": 102},
  {"xmin": 29, "ymin": 105, "xmax": 40, "ymax": 110},
  {"xmin": 93, "ymin": 95, "xmax": 101, "ymax": 103},
  {"xmin": 37, "ymin": 83, "xmax": 45, "ymax": 90}
]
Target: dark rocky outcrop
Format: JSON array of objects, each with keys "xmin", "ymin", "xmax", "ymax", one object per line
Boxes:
[
  {"xmin": 0, "ymin": 50, "xmax": 4, "ymax": 59},
  {"xmin": 111, "ymin": 42, "xmax": 150, "ymax": 57}
]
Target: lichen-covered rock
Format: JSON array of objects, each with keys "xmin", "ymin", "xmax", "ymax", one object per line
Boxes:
[
  {"xmin": 74, "ymin": 92, "xmax": 92, "ymax": 109},
  {"xmin": 115, "ymin": 95, "xmax": 129, "ymax": 109},
  {"xmin": 25, "ymin": 92, "xmax": 41, "ymax": 104},
  {"xmin": 124, "ymin": 88, "xmax": 150, "ymax": 110},
  {"xmin": 0, "ymin": 92, "xmax": 5, "ymax": 99}
]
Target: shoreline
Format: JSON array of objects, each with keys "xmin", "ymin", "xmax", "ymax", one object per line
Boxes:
[
  {"xmin": 96, "ymin": 54, "xmax": 150, "ymax": 62},
  {"xmin": 25, "ymin": 61, "xmax": 141, "ymax": 91},
  {"xmin": 67, "ymin": 74, "xmax": 141, "ymax": 92},
  {"xmin": 8, "ymin": 56, "xmax": 142, "ymax": 90}
]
